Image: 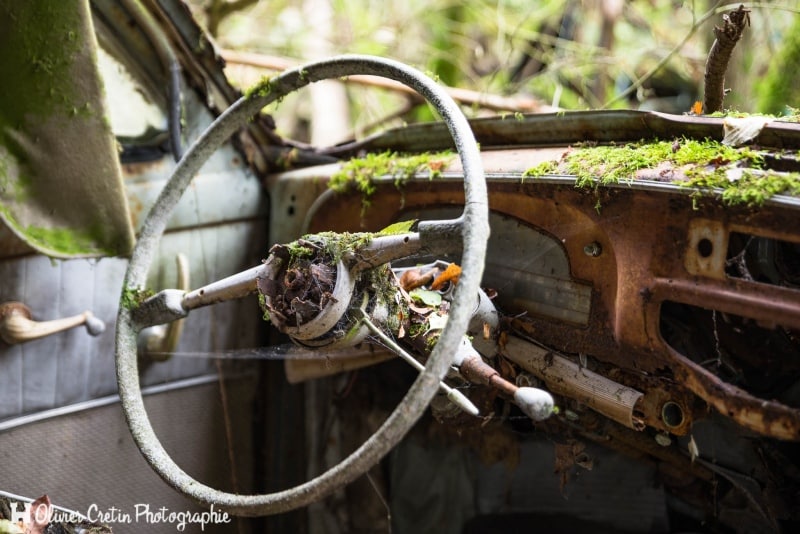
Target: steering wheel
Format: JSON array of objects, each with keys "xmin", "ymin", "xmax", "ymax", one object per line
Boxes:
[{"xmin": 115, "ymin": 55, "xmax": 488, "ymax": 516}]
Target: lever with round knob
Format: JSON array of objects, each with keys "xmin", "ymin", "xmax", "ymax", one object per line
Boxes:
[{"xmin": 0, "ymin": 301, "xmax": 105, "ymax": 345}]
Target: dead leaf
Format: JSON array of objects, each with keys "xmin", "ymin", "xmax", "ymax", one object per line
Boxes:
[
  {"xmin": 431, "ymin": 263, "xmax": 461, "ymax": 290},
  {"xmin": 497, "ymin": 356, "xmax": 517, "ymax": 381},
  {"xmin": 497, "ymin": 330, "xmax": 508, "ymax": 353},
  {"xmin": 427, "ymin": 160, "xmax": 445, "ymax": 172},
  {"xmin": 399, "ymin": 269, "xmax": 434, "ymax": 291},
  {"xmin": 25, "ymin": 495, "xmax": 51, "ymax": 534}
]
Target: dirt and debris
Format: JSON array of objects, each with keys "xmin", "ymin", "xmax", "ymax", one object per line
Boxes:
[{"xmin": 257, "ymin": 240, "xmax": 337, "ymax": 328}]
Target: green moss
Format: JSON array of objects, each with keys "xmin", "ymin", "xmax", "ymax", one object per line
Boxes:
[
  {"xmin": 276, "ymin": 232, "xmax": 378, "ymax": 278},
  {"xmin": 286, "ymin": 241, "xmax": 315, "ymax": 260},
  {"xmin": 0, "ymin": 3, "xmax": 87, "ymax": 213},
  {"xmin": 0, "ymin": 3, "xmax": 134, "ymax": 259},
  {"xmin": 702, "ymin": 110, "xmax": 800, "ymax": 122},
  {"xmin": 0, "ymin": 205, "xmax": 115, "ymax": 256},
  {"xmin": 521, "ymin": 161, "xmax": 558, "ymax": 181},
  {"xmin": 121, "ymin": 286, "xmax": 155, "ymax": 310},
  {"xmin": 522, "ymin": 137, "xmax": 800, "ymax": 208},
  {"xmin": 377, "ymin": 219, "xmax": 417, "ymax": 235},
  {"xmin": 407, "ymin": 321, "xmax": 427, "ymax": 338},
  {"xmin": 0, "ymin": 3, "xmax": 87, "ymax": 140},
  {"xmin": 424, "ymin": 330, "xmax": 441, "ymax": 352},
  {"xmin": 305, "ymin": 231, "xmax": 375, "ymax": 263},
  {"xmin": 523, "ymin": 138, "xmax": 761, "ymax": 189},
  {"xmin": 682, "ymin": 170, "xmax": 800, "ymax": 207},
  {"xmin": 329, "ymin": 150, "xmax": 454, "ymax": 214},
  {"xmin": 257, "ymin": 292, "xmax": 271, "ymax": 323},
  {"xmin": 22, "ymin": 225, "xmax": 113, "ymax": 256},
  {"xmin": 778, "ymin": 108, "xmax": 800, "ymax": 123},
  {"xmin": 244, "ymin": 75, "xmax": 273, "ymax": 99},
  {"xmin": 0, "ymin": 147, "xmax": 29, "ymax": 201}
]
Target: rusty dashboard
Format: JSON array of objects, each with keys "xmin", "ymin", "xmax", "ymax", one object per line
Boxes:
[{"xmin": 271, "ymin": 110, "xmax": 800, "ymax": 531}]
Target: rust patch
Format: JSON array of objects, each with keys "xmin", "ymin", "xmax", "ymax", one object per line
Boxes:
[{"xmin": 306, "ymin": 171, "xmax": 800, "ymax": 440}]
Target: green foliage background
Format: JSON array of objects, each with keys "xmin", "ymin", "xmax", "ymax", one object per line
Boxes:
[{"xmin": 189, "ymin": 0, "xmax": 800, "ymax": 141}]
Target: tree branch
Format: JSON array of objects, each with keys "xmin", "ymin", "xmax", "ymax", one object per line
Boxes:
[
  {"xmin": 205, "ymin": 0, "xmax": 259, "ymax": 36},
  {"xmin": 703, "ymin": 4, "xmax": 751, "ymax": 113},
  {"xmin": 221, "ymin": 49, "xmax": 555, "ymax": 113}
]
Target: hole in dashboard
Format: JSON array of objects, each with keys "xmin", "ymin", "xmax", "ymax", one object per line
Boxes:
[
  {"xmin": 661, "ymin": 401, "xmax": 684, "ymax": 428},
  {"xmin": 697, "ymin": 238, "xmax": 713, "ymax": 258},
  {"xmin": 659, "ymin": 300, "xmax": 800, "ymax": 402},
  {"xmin": 726, "ymin": 232, "xmax": 800, "ymax": 287}
]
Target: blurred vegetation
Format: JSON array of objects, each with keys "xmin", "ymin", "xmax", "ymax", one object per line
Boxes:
[
  {"xmin": 757, "ymin": 12, "xmax": 800, "ymax": 115},
  {"xmin": 187, "ymin": 0, "xmax": 800, "ymax": 143}
]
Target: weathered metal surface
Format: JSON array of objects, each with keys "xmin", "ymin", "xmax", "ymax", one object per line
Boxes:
[
  {"xmin": 0, "ymin": 8, "xmax": 268, "ymax": 421},
  {"xmin": 324, "ymin": 110, "xmax": 800, "ymax": 156},
  {"xmin": 502, "ymin": 336, "xmax": 645, "ymax": 430},
  {"xmin": 0, "ymin": 219, "xmax": 266, "ymax": 421},
  {"xmin": 296, "ymin": 148, "xmax": 800, "ymax": 441},
  {"xmin": 0, "ymin": 1, "xmax": 134, "ymax": 258}
]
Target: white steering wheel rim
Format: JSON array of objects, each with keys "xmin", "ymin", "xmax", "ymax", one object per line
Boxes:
[{"xmin": 115, "ymin": 55, "xmax": 489, "ymax": 516}]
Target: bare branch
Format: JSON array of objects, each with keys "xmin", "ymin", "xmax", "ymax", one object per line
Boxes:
[
  {"xmin": 205, "ymin": 0, "xmax": 259, "ymax": 36},
  {"xmin": 703, "ymin": 4, "xmax": 751, "ymax": 113},
  {"xmin": 221, "ymin": 49, "xmax": 555, "ymax": 113}
]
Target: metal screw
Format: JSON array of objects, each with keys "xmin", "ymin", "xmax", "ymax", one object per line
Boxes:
[{"xmin": 583, "ymin": 241, "xmax": 602, "ymax": 257}]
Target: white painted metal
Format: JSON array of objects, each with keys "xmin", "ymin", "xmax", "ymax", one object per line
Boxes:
[{"xmin": 0, "ymin": 83, "xmax": 267, "ymax": 422}]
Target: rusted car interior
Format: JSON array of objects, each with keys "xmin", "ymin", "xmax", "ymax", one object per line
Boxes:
[{"xmin": 1, "ymin": 1, "xmax": 799, "ymax": 533}]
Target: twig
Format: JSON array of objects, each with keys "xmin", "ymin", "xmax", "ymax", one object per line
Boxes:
[
  {"xmin": 221, "ymin": 49, "xmax": 553, "ymax": 113},
  {"xmin": 603, "ymin": 1, "xmax": 725, "ymax": 109},
  {"xmin": 365, "ymin": 471, "xmax": 392, "ymax": 534},
  {"xmin": 205, "ymin": 0, "xmax": 259, "ymax": 36},
  {"xmin": 703, "ymin": 4, "xmax": 751, "ymax": 113},
  {"xmin": 604, "ymin": 2, "xmax": 798, "ymax": 110}
]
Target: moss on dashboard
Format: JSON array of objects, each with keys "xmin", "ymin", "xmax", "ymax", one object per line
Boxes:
[
  {"xmin": 329, "ymin": 150, "xmax": 454, "ymax": 213},
  {"xmin": 523, "ymin": 138, "xmax": 760, "ymax": 186},
  {"xmin": 682, "ymin": 169, "xmax": 800, "ymax": 207},
  {"xmin": 521, "ymin": 138, "xmax": 800, "ymax": 207}
]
